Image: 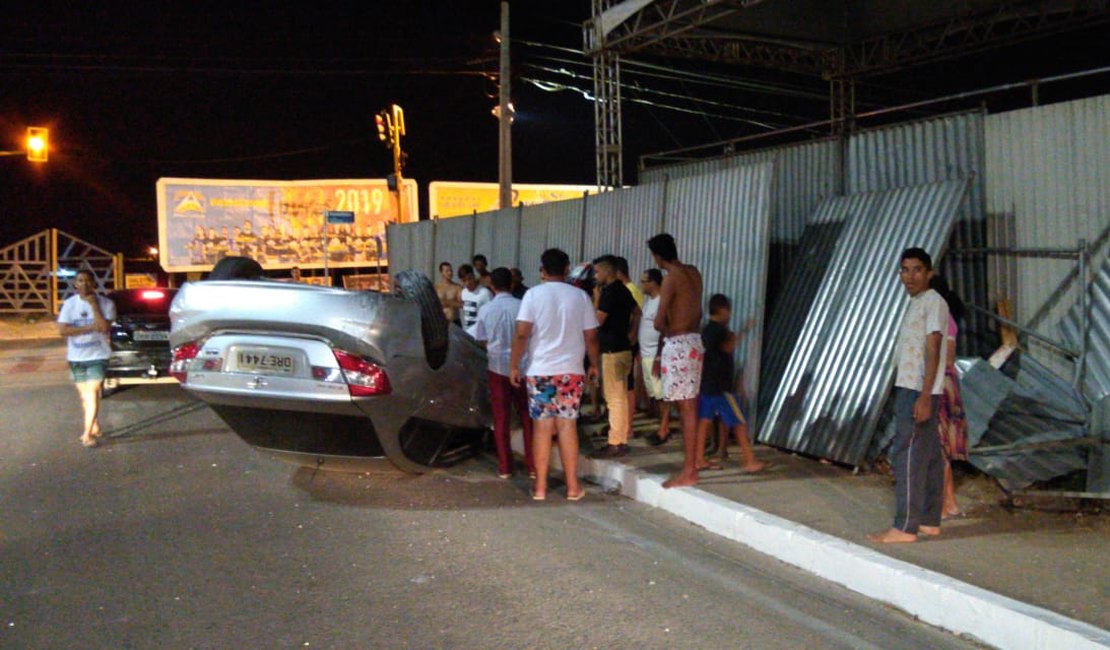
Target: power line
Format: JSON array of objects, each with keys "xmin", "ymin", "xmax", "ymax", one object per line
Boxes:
[
  {"xmin": 524, "ymin": 62, "xmax": 810, "ymax": 123},
  {"xmin": 0, "ymin": 62, "xmax": 495, "ymax": 77},
  {"xmin": 521, "ymin": 76, "xmax": 788, "ymax": 130}
]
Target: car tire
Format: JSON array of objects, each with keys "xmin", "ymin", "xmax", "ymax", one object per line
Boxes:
[
  {"xmin": 393, "ymin": 270, "xmax": 449, "ymax": 369},
  {"xmin": 207, "ymin": 256, "xmax": 264, "ymax": 281},
  {"xmin": 101, "ymin": 377, "xmax": 119, "ymax": 398}
]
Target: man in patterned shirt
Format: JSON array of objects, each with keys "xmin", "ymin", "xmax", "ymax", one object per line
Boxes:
[{"xmin": 869, "ymin": 248, "xmax": 949, "ymax": 544}]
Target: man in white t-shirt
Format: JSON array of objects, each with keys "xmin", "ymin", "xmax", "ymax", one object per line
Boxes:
[
  {"xmin": 458, "ymin": 263, "xmax": 492, "ymax": 331},
  {"xmin": 56, "ymin": 270, "xmax": 117, "ymax": 448},
  {"xmin": 869, "ymin": 248, "xmax": 949, "ymax": 544},
  {"xmin": 510, "ymin": 248, "xmax": 600, "ymax": 502}
]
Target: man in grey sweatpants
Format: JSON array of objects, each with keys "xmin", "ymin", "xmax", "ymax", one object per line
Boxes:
[{"xmin": 869, "ymin": 247, "xmax": 949, "ymax": 544}]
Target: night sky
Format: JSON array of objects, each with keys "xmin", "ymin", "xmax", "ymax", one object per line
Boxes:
[{"xmin": 2, "ymin": 1, "xmax": 1107, "ymax": 258}]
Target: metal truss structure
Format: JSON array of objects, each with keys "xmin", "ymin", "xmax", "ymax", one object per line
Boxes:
[
  {"xmin": 587, "ymin": 0, "xmax": 1110, "ymax": 79},
  {"xmin": 584, "ymin": 0, "xmax": 1110, "ymax": 184},
  {"xmin": 589, "ymin": 0, "xmax": 626, "ymax": 189},
  {"xmin": 840, "ymin": 0, "xmax": 1110, "ymax": 77}
]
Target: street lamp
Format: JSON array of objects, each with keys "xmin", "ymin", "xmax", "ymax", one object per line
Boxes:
[{"xmin": 27, "ymin": 127, "xmax": 48, "ymax": 162}]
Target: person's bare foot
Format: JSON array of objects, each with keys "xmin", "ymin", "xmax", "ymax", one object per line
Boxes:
[
  {"xmin": 740, "ymin": 459, "xmax": 767, "ymax": 473},
  {"xmin": 695, "ymin": 459, "xmax": 722, "ymax": 471},
  {"xmin": 79, "ymin": 435, "xmax": 98, "ymax": 448},
  {"xmin": 663, "ymin": 470, "xmax": 699, "ymax": 488},
  {"xmin": 867, "ymin": 528, "xmax": 917, "ymax": 544},
  {"xmin": 918, "ymin": 525, "xmax": 941, "ymax": 537}
]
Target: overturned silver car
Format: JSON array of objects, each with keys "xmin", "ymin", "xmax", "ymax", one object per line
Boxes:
[{"xmin": 169, "ymin": 266, "xmax": 490, "ymax": 473}]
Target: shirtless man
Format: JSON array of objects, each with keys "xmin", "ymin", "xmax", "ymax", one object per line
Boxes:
[
  {"xmin": 435, "ymin": 261, "xmax": 463, "ymax": 325},
  {"xmin": 648, "ymin": 233, "xmax": 705, "ymax": 488}
]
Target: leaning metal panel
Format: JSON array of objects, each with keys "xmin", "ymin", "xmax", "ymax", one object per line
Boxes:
[
  {"xmin": 848, "ymin": 111, "xmax": 989, "ymax": 356},
  {"xmin": 759, "ymin": 179, "xmax": 969, "ymax": 466},
  {"xmin": 641, "ymin": 138, "xmax": 841, "ymax": 244},
  {"xmin": 1061, "ymin": 255, "xmax": 1110, "ymax": 404},
  {"xmin": 666, "ymin": 163, "xmax": 773, "ymax": 429},
  {"xmin": 758, "ymin": 217, "xmax": 845, "ymax": 420}
]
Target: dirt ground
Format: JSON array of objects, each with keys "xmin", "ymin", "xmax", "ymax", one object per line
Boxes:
[{"xmin": 0, "ymin": 315, "xmax": 61, "ymax": 341}]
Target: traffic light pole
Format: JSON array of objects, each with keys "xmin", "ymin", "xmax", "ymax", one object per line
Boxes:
[
  {"xmin": 392, "ymin": 104, "xmax": 405, "ymax": 220},
  {"xmin": 498, "ymin": 1, "xmax": 512, "ymax": 211}
]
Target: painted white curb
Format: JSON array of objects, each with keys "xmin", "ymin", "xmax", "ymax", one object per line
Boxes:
[{"xmin": 512, "ymin": 433, "xmax": 1110, "ymax": 650}]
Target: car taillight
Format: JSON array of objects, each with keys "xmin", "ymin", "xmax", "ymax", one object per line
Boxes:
[
  {"xmin": 170, "ymin": 342, "xmax": 200, "ymax": 382},
  {"xmin": 140, "ymin": 290, "xmax": 166, "ymax": 301},
  {"xmin": 332, "ymin": 349, "xmax": 391, "ymax": 396}
]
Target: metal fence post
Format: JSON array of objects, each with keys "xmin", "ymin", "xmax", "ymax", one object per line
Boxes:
[
  {"xmin": 579, "ymin": 190, "xmax": 589, "ymax": 262},
  {"xmin": 1077, "ymin": 237, "xmax": 1090, "ymax": 391},
  {"xmin": 49, "ymin": 228, "xmax": 58, "ymax": 315}
]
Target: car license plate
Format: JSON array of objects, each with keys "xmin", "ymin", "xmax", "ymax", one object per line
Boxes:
[
  {"xmin": 133, "ymin": 330, "xmax": 169, "ymax": 342},
  {"xmin": 235, "ymin": 348, "xmax": 296, "ymax": 375}
]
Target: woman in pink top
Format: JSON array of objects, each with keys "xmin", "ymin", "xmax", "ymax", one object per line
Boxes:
[{"xmin": 931, "ymin": 277, "xmax": 968, "ymax": 518}]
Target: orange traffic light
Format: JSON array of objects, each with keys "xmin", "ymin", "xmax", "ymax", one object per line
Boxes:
[
  {"xmin": 375, "ymin": 113, "xmax": 390, "ymax": 146},
  {"xmin": 27, "ymin": 127, "xmax": 48, "ymax": 162}
]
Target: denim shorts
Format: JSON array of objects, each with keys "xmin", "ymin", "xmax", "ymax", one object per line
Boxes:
[{"xmin": 69, "ymin": 359, "xmax": 108, "ymax": 383}]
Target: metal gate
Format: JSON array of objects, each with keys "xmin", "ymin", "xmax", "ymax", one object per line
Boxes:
[{"xmin": 0, "ymin": 229, "xmax": 122, "ymax": 315}]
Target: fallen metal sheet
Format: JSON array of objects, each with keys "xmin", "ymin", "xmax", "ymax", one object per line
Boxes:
[
  {"xmin": 1060, "ymin": 254, "xmax": 1110, "ymax": 404},
  {"xmin": 758, "ymin": 219, "xmax": 845, "ymax": 421},
  {"xmin": 758, "ymin": 179, "xmax": 968, "ymax": 466},
  {"xmin": 956, "ymin": 353, "xmax": 1089, "ymax": 491},
  {"xmin": 665, "ymin": 163, "xmax": 774, "ymax": 429}
]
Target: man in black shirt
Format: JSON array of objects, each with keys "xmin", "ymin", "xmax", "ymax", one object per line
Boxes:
[
  {"xmin": 590, "ymin": 256, "xmax": 639, "ymax": 458},
  {"xmin": 696, "ymin": 294, "xmax": 766, "ymax": 472}
]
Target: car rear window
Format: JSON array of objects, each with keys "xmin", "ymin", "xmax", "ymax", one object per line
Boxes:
[{"xmin": 110, "ymin": 289, "xmax": 178, "ymax": 316}]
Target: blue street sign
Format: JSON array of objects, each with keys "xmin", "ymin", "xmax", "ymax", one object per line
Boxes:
[{"xmin": 325, "ymin": 210, "xmax": 356, "ymax": 224}]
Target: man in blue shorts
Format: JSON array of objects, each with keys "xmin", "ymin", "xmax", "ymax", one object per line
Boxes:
[
  {"xmin": 696, "ymin": 294, "xmax": 765, "ymax": 473},
  {"xmin": 56, "ymin": 269, "xmax": 116, "ymax": 447}
]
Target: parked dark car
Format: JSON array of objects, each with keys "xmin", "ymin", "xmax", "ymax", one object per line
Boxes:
[{"xmin": 104, "ymin": 287, "xmax": 179, "ymax": 394}]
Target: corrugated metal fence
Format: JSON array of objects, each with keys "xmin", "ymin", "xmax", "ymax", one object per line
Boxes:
[
  {"xmin": 985, "ymin": 94, "xmax": 1110, "ymax": 379},
  {"xmin": 847, "ymin": 112, "xmax": 989, "ymax": 356},
  {"xmin": 389, "ymin": 163, "xmax": 775, "ymax": 423},
  {"xmin": 759, "ymin": 180, "xmax": 969, "ymax": 465}
]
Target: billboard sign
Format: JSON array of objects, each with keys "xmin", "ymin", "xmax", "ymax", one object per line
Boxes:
[
  {"xmin": 428, "ymin": 181, "xmax": 596, "ymax": 219},
  {"xmin": 156, "ymin": 177, "xmax": 418, "ymax": 272}
]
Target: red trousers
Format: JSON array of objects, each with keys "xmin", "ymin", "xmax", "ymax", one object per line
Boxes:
[{"xmin": 488, "ymin": 371, "xmax": 534, "ymax": 475}]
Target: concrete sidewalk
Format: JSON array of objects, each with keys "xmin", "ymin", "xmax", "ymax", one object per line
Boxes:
[{"xmin": 519, "ymin": 413, "xmax": 1110, "ymax": 650}]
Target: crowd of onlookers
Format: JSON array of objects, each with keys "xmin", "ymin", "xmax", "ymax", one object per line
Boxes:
[
  {"xmin": 436, "ymin": 235, "xmax": 971, "ymax": 545},
  {"xmin": 436, "ymin": 233, "xmax": 769, "ymax": 500}
]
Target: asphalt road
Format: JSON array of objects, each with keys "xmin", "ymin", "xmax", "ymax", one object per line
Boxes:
[{"xmin": 0, "ymin": 343, "xmax": 978, "ymax": 649}]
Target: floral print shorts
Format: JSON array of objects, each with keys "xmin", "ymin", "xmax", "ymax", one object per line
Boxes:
[
  {"xmin": 661, "ymin": 333, "xmax": 704, "ymax": 401},
  {"xmin": 526, "ymin": 374, "xmax": 585, "ymax": 420}
]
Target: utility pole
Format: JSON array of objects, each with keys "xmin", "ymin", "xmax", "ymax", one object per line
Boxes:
[{"xmin": 498, "ymin": 1, "xmax": 512, "ymax": 211}]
